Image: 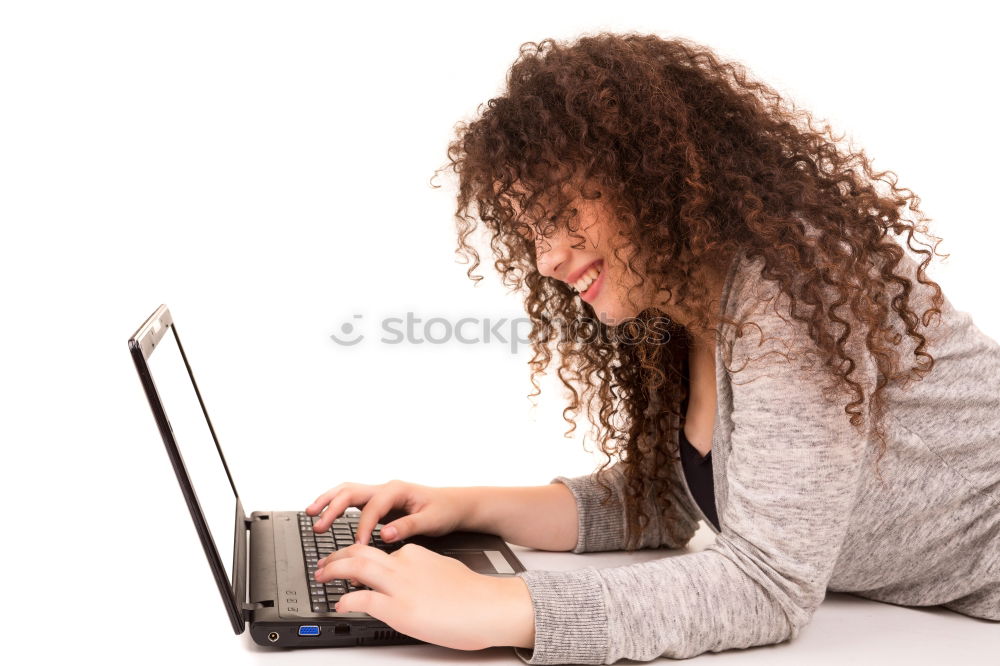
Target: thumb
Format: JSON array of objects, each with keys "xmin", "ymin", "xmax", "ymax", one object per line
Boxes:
[{"xmin": 381, "ymin": 516, "xmax": 416, "ymax": 541}]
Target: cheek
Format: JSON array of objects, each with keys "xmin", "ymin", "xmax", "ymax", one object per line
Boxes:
[
  {"xmin": 610, "ymin": 255, "xmax": 651, "ymax": 295},
  {"xmin": 600, "ymin": 265, "xmax": 649, "ymax": 319}
]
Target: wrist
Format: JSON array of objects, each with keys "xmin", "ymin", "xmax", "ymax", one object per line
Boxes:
[
  {"xmin": 449, "ymin": 486, "xmax": 492, "ymax": 534},
  {"xmin": 485, "ymin": 575, "xmax": 535, "ymax": 649}
]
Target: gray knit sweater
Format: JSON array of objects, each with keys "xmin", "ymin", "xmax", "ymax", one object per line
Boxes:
[{"xmin": 514, "ymin": 248, "xmax": 1000, "ymax": 664}]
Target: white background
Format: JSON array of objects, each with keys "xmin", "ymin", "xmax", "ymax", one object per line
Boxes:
[{"xmin": 1, "ymin": 1, "xmax": 997, "ymax": 664}]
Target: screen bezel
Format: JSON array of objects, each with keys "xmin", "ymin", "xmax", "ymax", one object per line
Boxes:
[{"xmin": 128, "ymin": 305, "xmax": 248, "ymax": 634}]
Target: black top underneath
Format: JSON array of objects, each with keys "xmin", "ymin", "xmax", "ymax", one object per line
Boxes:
[{"xmin": 678, "ymin": 357, "xmax": 721, "ymax": 531}]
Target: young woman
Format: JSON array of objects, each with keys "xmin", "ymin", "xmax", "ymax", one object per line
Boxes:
[{"xmin": 305, "ymin": 33, "xmax": 1000, "ymax": 662}]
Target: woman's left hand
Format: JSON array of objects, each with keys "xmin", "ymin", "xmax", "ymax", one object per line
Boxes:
[{"xmin": 315, "ymin": 542, "xmax": 535, "ymax": 651}]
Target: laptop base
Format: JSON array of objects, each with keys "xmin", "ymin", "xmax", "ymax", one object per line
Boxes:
[{"xmin": 246, "ymin": 510, "xmax": 526, "ymax": 648}]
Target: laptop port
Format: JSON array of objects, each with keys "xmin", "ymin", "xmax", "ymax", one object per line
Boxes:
[
  {"xmin": 298, "ymin": 625, "xmax": 321, "ymax": 637},
  {"xmin": 334, "ymin": 624, "xmax": 350, "ymax": 635},
  {"xmin": 267, "ymin": 631, "xmax": 279, "ymax": 643}
]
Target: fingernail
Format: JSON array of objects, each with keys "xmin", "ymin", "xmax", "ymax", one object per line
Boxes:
[{"xmin": 382, "ymin": 526, "xmax": 396, "ymax": 540}]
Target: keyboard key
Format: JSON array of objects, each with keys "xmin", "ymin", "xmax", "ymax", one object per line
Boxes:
[{"xmin": 301, "ymin": 510, "xmax": 375, "ymax": 600}]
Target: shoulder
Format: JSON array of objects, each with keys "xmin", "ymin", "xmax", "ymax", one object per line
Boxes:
[
  {"xmin": 717, "ymin": 248, "xmax": 877, "ymax": 401},
  {"xmin": 719, "ymin": 250, "xmax": 817, "ymax": 369}
]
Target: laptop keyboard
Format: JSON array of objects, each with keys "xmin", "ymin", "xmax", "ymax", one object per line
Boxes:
[{"xmin": 297, "ymin": 509, "xmax": 406, "ymax": 613}]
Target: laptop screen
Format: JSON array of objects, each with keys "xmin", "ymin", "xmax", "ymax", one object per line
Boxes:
[{"xmin": 147, "ymin": 324, "xmax": 237, "ymax": 584}]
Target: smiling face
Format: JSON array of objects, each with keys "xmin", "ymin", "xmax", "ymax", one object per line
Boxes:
[
  {"xmin": 503, "ymin": 178, "xmax": 727, "ymax": 334},
  {"xmin": 509, "ymin": 183, "xmax": 656, "ymax": 326}
]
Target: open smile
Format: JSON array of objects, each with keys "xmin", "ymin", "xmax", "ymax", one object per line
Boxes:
[{"xmin": 572, "ymin": 260, "xmax": 605, "ymax": 303}]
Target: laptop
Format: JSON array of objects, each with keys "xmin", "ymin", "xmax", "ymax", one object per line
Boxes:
[{"xmin": 128, "ymin": 304, "xmax": 527, "ymax": 647}]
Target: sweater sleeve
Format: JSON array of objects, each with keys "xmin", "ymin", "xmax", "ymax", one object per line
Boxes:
[
  {"xmin": 550, "ymin": 458, "xmax": 701, "ymax": 553},
  {"xmin": 513, "ymin": 284, "xmax": 877, "ymax": 664}
]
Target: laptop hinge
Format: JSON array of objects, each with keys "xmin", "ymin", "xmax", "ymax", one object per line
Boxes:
[
  {"xmin": 242, "ymin": 517, "xmax": 254, "ymax": 620},
  {"xmin": 241, "ymin": 513, "xmax": 277, "ymax": 622}
]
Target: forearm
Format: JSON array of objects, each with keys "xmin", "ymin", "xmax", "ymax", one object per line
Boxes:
[
  {"xmin": 514, "ymin": 544, "xmax": 800, "ymax": 663},
  {"xmin": 455, "ymin": 483, "xmax": 578, "ymax": 551}
]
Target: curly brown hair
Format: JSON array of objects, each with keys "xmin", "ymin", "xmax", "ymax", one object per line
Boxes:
[{"xmin": 433, "ymin": 32, "xmax": 947, "ymax": 549}]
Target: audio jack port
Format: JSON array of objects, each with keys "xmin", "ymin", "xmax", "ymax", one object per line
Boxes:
[{"xmin": 267, "ymin": 631, "xmax": 279, "ymax": 643}]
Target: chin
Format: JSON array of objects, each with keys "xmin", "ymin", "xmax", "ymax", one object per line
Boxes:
[{"xmin": 589, "ymin": 303, "xmax": 633, "ymax": 327}]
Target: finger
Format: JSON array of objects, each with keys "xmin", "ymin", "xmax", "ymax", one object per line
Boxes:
[
  {"xmin": 315, "ymin": 487, "xmax": 374, "ymax": 533},
  {"xmin": 355, "ymin": 492, "xmax": 398, "ymax": 547},
  {"xmin": 380, "ymin": 512, "xmax": 421, "ymax": 542},
  {"xmin": 334, "ymin": 589, "xmax": 394, "ymax": 621},
  {"xmin": 306, "ymin": 484, "xmax": 346, "ymax": 515},
  {"xmin": 313, "ymin": 491, "xmax": 350, "ymax": 533},
  {"xmin": 319, "ymin": 542, "xmax": 390, "ymax": 568},
  {"xmin": 315, "ymin": 553, "xmax": 393, "ymax": 591}
]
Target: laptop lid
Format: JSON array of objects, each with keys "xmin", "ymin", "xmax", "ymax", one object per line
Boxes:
[{"xmin": 129, "ymin": 305, "xmax": 249, "ymax": 634}]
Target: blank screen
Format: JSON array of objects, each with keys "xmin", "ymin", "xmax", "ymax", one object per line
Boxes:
[{"xmin": 147, "ymin": 326, "xmax": 237, "ymax": 584}]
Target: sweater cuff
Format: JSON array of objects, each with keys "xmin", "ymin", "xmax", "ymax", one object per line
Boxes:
[
  {"xmin": 551, "ymin": 473, "xmax": 624, "ymax": 554},
  {"xmin": 512, "ymin": 567, "xmax": 609, "ymax": 665}
]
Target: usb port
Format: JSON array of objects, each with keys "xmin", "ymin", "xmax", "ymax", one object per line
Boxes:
[{"xmin": 298, "ymin": 625, "xmax": 320, "ymax": 636}]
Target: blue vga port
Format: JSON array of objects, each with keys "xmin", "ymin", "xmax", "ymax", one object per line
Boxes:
[{"xmin": 298, "ymin": 625, "xmax": 321, "ymax": 636}]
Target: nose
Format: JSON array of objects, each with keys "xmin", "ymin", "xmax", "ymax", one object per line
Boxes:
[{"xmin": 535, "ymin": 238, "xmax": 572, "ymax": 281}]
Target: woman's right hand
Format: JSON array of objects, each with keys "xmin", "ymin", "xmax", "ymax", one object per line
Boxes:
[{"xmin": 304, "ymin": 480, "xmax": 470, "ymax": 546}]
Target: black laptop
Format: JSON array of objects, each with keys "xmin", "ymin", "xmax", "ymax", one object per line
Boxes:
[{"xmin": 128, "ymin": 304, "xmax": 527, "ymax": 647}]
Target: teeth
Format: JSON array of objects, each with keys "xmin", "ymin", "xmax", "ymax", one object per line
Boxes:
[{"xmin": 573, "ymin": 264, "xmax": 602, "ymax": 293}]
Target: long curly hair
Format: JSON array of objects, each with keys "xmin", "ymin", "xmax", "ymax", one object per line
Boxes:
[{"xmin": 433, "ymin": 32, "xmax": 947, "ymax": 549}]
